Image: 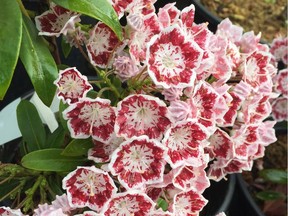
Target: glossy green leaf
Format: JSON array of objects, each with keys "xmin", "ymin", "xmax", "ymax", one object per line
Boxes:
[
  {"xmin": 260, "ymin": 169, "xmax": 287, "ymax": 184},
  {"xmin": 45, "ymin": 125, "xmax": 66, "ymax": 148},
  {"xmin": 62, "ymin": 138, "xmax": 94, "ymax": 156},
  {"xmin": 17, "ymin": 100, "xmax": 46, "ymax": 152},
  {"xmin": 0, "ymin": 1, "xmax": 22, "ymax": 99},
  {"xmin": 20, "ymin": 15, "xmax": 58, "ymax": 106},
  {"xmin": 52, "ymin": 0, "xmax": 123, "ymax": 40},
  {"xmin": 256, "ymin": 191, "xmax": 286, "ymax": 201},
  {"xmin": 21, "ymin": 149, "xmax": 87, "ymax": 172}
]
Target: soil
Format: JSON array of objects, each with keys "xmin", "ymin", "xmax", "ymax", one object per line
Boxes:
[
  {"xmin": 242, "ymin": 131, "xmax": 287, "ymax": 216},
  {"xmin": 200, "ymin": 0, "xmax": 287, "ymax": 42}
]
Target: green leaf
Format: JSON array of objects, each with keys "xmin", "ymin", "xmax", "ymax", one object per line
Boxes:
[
  {"xmin": 61, "ymin": 36, "xmax": 72, "ymax": 58},
  {"xmin": 157, "ymin": 197, "xmax": 168, "ymax": 211},
  {"xmin": 17, "ymin": 100, "xmax": 46, "ymax": 152},
  {"xmin": 0, "ymin": 1, "xmax": 22, "ymax": 99},
  {"xmin": 62, "ymin": 138, "xmax": 94, "ymax": 156},
  {"xmin": 21, "ymin": 149, "xmax": 87, "ymax": 172},
  {"xmin": 256, "ymin": 191, "xmax": 286, "ymax": 201},
  {"xmin": 52, "ymin": 0, "xmax": 123, "ymax": 40},
  {"xmin": 45, "ymin": 125, "xmax": 66, "ymax": 148},
  {"xmin": 20, "ymin": 15, "xmax": 58, "ymax": 106},
  {"xmin": 260, "ymin": 169, "xmax": 287, "ymax": 184}
]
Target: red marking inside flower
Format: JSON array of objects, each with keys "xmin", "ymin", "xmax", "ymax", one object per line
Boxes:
[
  {"xmin": 208, "ymin": 129, "xmax": 234, "ymax": 160},
  {"xmin": 173, "ymin": 190, "xmax": 208, "ymax": 215},
  {"xmin": 163, "ymin": 120, "xmax": 208, "ymax": 168},
  {"xmin": 63, "ymin": 166, "xmax": 117, "ymax": 212},
  {"xmin": 115, "ymin": 94, "xmax": 171, "ymax": 140},
  {"xmin": 173, "ymin": 165, "xmax": 210, "ymax": 193},
  {"xmin": 147, "ymin": 25, "xmax": 203, "ymax": 88},
  {"xmin": 109, "ymin": 136, "xmax": 166, "ymax": 189},
  {"xmin": 272, "ymin": 97, "xmax": 288, "ymax": 121},
  {"xmin": 35, "ymin": 4, "xmax": 79, "ymax": 36},
  {"xmin": 63, "ymin": 98, "xmax": 115, "ymax": 143},
  {"xmin": 103, "ymin": 191, "xmax": 155, "ymax": 215},
  {"xmin": 54, "ymin": 67, "xmax": 92, "ymax": 104},
  {"xmin": 86, "ymin": 22, "xmax": 121, "ymax": 68}
]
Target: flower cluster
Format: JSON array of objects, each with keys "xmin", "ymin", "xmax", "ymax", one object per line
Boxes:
[{"xmin": 2, "ymin": 1, "xmax": 282, "ymax": 215}]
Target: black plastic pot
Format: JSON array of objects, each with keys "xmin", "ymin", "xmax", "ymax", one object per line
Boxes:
[{"xmin": 201, "ymin": 174, "xmax": 236, "ymax": 216}]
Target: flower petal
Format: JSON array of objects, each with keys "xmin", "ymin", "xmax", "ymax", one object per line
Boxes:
[
  {"xmin": 109, "ymin": 135, "xmax": 166, "ymax": 189},
  {"xmin": 63, "ymin": 97, "xmax": 115, "ymax": 143},
  {"xmin": 63, "ymin": 166, "xmax": 117, "ymax": 212},
  {"xmin": 54, "ymin": 67, "xmax": 92, "ymax": 104},
  {"xmin": 115, "ymin": 94, "xmax": 171, "ymax": 140}
]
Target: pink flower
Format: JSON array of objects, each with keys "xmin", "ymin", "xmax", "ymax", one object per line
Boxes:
[
  {"xmin": 168, "ymin": 100, "xmax": 191, "ymax": 123},
  {"xmin": 113, "ymin": 55, "xmax": 139, "ymax": 81},
  {"xmin": 35, "ymin": 3, "xmax": 80, "ymax": 37},
  {"xmin": 270, "ymin": 36, "xmax": 288, "ymax": 64},
  {"xmin": 115, "ymin": 94, "xmax": 171, "ymax": 140},
  {"xmin": 162, "ymin": 87, "xmax": 183, "ymax": 101},
  {"xmin": 102, "ymin": 190, "xmax": 155, "ymax": 215},
  {"xmin": 109, "ymin": 135, "xmax": 166, "ymax": 189},
  {"xmin": 271, "ymin": 97, "xmax": 288, "ymax": 121},
  {"xmin": 54, "ymin": 67, "xmax": 92, "ymax": 104},
  {"xmin": 63, "ymin": 97, "xmax": 115, "ymax": 143},
  {"xmin": 86, "ymin": 22, "xmax": 122, "ymax": 68},
  {"xmin": 62, "ymin": 166, "xmax": 117, "ymax": 212},
  {"xmin": 172, "ymin": 190, "xmax": 208, "ymax": 216},
  {"xmin": 216, "ymin": 18, "xmax": 243, "ymax": 43},
  {"xmin": 51, "ymin": 194, "xmax": 75, "ymax": 214},
  {"xmin": 274, "ymin": 68, "xmax": 288, "ymax": 97},
  {"xmin": 147, "ymin": 25, "xmax": 203, "ymax": 88},
  {"xmin": 162, "ymin": 120, "xmax": 209, "ymax": 168}
]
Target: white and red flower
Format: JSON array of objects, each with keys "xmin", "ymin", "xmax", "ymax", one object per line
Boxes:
[
  {"xmin": 109, "ymin": 135, "xmax": 166, "ymax": 189},
  {"xmin": 54, "ymin": 67, "xmax": 92, "ymax": 104},
  {"xmin": 271, "ymin": 97, "xmax": 288, "ymax": 121},
  {"xmin": 147, "ymin": 25, "xmax": 203, "ymax": 88},
  {"xmin": 172, "ymin": 189, "xmax": 208, "ymax": 216},
  {"xmin": 173, "ymin": 164, "xmax": 210, "ymax": 193},
  {"xmin": 63, "ymin": 166, "xmax": 117, "ymax": 212},
  {"xmin": 162, "ymin": 120, "xmax": 209, "ymax": 168},
  {"xmin": 115, "ymin": 94, "xmax": 171, "ymax": 140},
  {"xmin": 63, "ymin": 97, "xmax": 115, "ymax": 143},
  {"xmin": 35, "ymin": 3, "xmax": 80, "ymax": 37},
  {"xmin": 86, "ymin": 22, "xmax": 122, "ymax": 68},
  {"xmin": 270, "ymin": 36, "xmax": 288, "ymax": 64},
  {"xmin": 274, "ymin": 68, "xmax": 288, "ymax": 97},
  {"xmin": 102, "ymin": 190, "xmax": 155, "ymax": 215},
  {"xmin": 208, "ymin": 128, "xmax": 235, "ymax": 160}
]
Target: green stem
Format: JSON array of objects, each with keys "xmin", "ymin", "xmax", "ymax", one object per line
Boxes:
[{"xmin": 95, "ymin": 68, "xmax": 121, "ymax": 99}]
